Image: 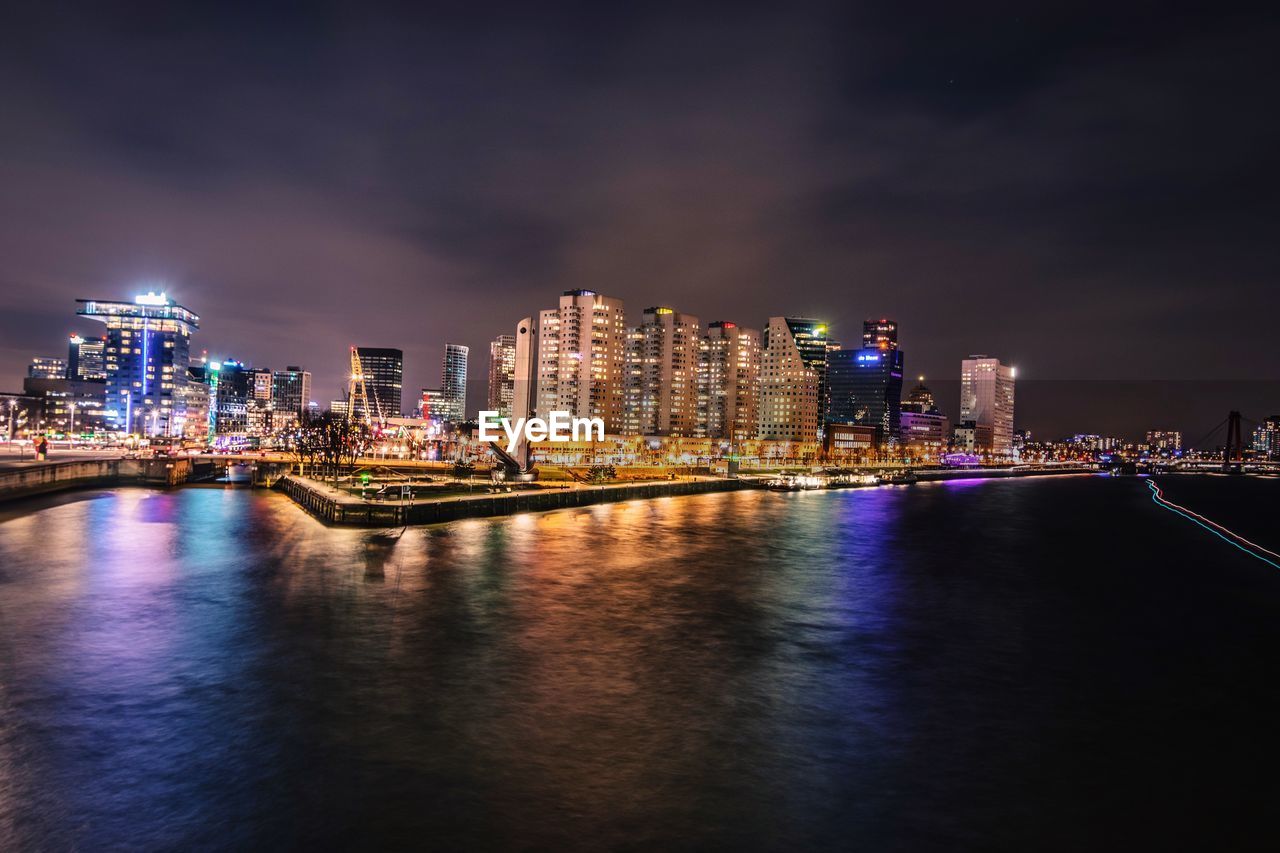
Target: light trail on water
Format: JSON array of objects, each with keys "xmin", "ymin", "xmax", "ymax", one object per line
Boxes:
[{"xmin": 1147, "ymin": 479, "xmax": 1280, "ymax": 569}]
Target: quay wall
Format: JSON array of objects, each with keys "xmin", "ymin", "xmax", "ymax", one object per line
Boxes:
[
  {"xmin": 913, "ymin": 466, "xmax": 1096, "ymax": 482},
  {"xmin": 276, "ymin": 475, "xmax": 749, "ymax": 526},
  {"xmin": 0, "ymin": 458, "xmax": 193, "ymax": 503}
]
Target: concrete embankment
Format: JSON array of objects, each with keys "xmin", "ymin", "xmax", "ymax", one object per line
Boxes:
[
  {"xmin": 913, "ymin": 466, "xmax": 1097, "ymax": 482},
  {"xmin": 276, "ymin": 474, "xmax": 749, "ymax": 526},
  {"xmin": 0, "ymin": 457, "xmax": 196, "ymax": 502}
]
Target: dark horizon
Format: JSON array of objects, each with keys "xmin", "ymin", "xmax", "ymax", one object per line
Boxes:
[{"xmin": 2, "ymin": 2, "xmax": 1277, "ymax": 437}]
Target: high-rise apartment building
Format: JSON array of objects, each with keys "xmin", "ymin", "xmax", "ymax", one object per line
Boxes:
[
  {"xmin": 353, "ymin": 347, "xmax": 403, "ymax": 421},
  {"xmin": 1252, "ymin": 417, "xmax": 1280, "ymax": 459},
  {"xmin": 825, "ymin": 319, "xmax": 904, "ymax": 448},
  {"xmin": 212, "ymin": 359, "xmax": 251, "ymax": 437},
  {"xmin": 77, "ymin": 291, "xmax": 198, "ymax": 436},
  {"xmin": 272, "ymin": 367, "xmax": 312, "ymax": 428},
  {"xmin": 1146, "ymin": 430, "xmax": 1182, "ymax": 454},
  {"xmin": 697, "ymin": 321, "xmax": 761, "ymax": 442},
  {"xmin": 486, "ymin": 334, "xmax": 516, "ymax": 417},
  {"xmin": 758, "ymin": 317, "xmax": 831, "ymax": 442},
  {"xmin": 960, "ymin": 355, "xmax": 1016, "ymax": 455},
  {"xmin": 246, "ymin": 367, "xmax": 274, "ymax": 437},
  {"xmin": 437, "ymin": 343, "xmax": 469, "ymax": 423},
  {"xmin": 185, "ymin": 364, "xmax": 212, "ymax": 440},
  {"xmin": 67, "ymin": 334, "xmax": 107, "ymax": 380},
  {"xmin": 534, "ymin": 290, "xmax": 627, "ymax": 432},
  {"xmin": 624, "ymin": 306, "xmax": 701, "ymax": 436}
]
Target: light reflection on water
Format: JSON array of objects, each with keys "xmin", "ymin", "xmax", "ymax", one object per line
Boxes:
[{"xmin": 1, "ymin": 477, "xmax": 1279, "ymax": 850}]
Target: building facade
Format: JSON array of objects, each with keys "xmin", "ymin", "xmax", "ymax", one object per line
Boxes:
[
  {"xmin": 353, "ymin": 347, "xmax": 404, "ymax": 421},
  {"xmin": 1145, "ymin": 430, "xmax": 1183, "ymax": 454},
  {"xmin": 486, "ymin": 334, "xmax": 516, "ymax": 418},
  {"xmin": 534, "ymin": 290, "xmax": 627, "ymax": 432},
  {"xmin": 272, "ymin": 366, "xmax": 312, "ymax": 428},
  {"xmin": 20, "ymin": 377, "xmax": 109, "ymax": 434},
  {"xmin": 77, "ymin": 292, "xmax": 198, "ymax": 436},
  {"xmin": 758, "ymin": 317, "xmax": 831, "ymax": 442},
  {"xmin": 697, "ymin": 321, "xmax": 761, "ymax": 443},
  {"xmin": 1251, "ymin": 417, "xmax": 1279, "ymax": 459},
  {"xmin": 184, "ymin": 365, "xmax": 212, "ymax": 440},
  {"xmin": 624, "ymin": 306, "xmax": 700, "ymax": 436},
  {"xmin": 960, "ymin": 355, "xmax": 1016, "ymax": 455},
  {"xmin": 67, "ymin": 334, "xmax": 107, "ymax": 380},
  {"xmin": 246, "ymin": 367, "xmax": 274, "ymax": 437},
  {"xmin": 438, "ymin": 343, "xmax": 469, "ymax": 423},
  {"xmin": 419, "ymin": 388, "xmax": 448, "ymax": 422},
  {"xmin": 826, "ymin": 320, "xmax": 904, "ymax": 448},
  {"xmin": 899, "ymin": 378, "xmax": 947, "ymax": 458},
  {"xmin": 212, "ymin": 360, "xmax": 251, "ymax": 437},
  {"xmin": 28, "ymin": 357, "xmax": 68, "ymax": 380}
]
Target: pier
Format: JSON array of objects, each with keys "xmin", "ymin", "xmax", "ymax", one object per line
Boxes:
[{"xmin": 276, "ymin": 473, "xmax": 749, "ymax": 526}]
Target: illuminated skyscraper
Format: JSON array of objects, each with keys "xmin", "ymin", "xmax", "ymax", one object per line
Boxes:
[
  {"xmin": 213, "ymin": 359, "xmax": 251, "ymax": 437},
  {"xmin": 862, "ymin": 319, "xmax": 899, "ymax": 350},
  {"xmin": 246, "ymin": 367, "xmax": 274, "ymax": 437},
  {"xmin": 486, "ymin": 334, "xmax": 516, "ymax": 417},
  {"xmin": 438, "ymin": 343, "xmax": 469, "ymax": 423},
  {"xmin": 534, "ymin": 290, "xmax": 627, "ymax": 432},
  {"xmin": 67, "ymin": 334, "xmax": 107, "ymax": 380},
  {"xmin": 624, "ymin": 306, "xmax": 701, "ymax": 436},
  {"xmin": 697, "ymin": 321, "xmax": 760, "ymax": 442},
  {"xmin": 825, "ymin": 319, "xmax": 904, "ymax": 448},
  {"xmin": 960, "ymin": 355, "xmax": 1016, "ymax": 455},
  {"xmin": 352, "ymin": 347, "xmax": 403, "ymax": 421},
  {"xmin": 184, "ymin": 364, "xmax": 212, "ymax": 440},
  {"xmin": 77, "ymin": 291, "xmax": 198, "ymax": 436},
  {"xmin": 758, "ymin": 317, "xmax": 832, "ymax": 442},
  {"xmin": 272, "ymin": 366, "xmax": 312, "ymax": 428},
  {"xmin": 1146, "ymin": 430, "xmax": 1182, "ymax": 454},
  {"xmin": 1250, "ymin": 418, "xmax": 1278, "ymax": 459}
]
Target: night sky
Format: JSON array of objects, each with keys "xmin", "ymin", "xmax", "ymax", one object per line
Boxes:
[{"xmin": 2, "ymin": 2, "xmax": 1277, "ymax": 438}]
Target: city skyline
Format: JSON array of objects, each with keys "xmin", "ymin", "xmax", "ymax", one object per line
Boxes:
[
  {"xmin": 6, "ymin": 287, "xmax": 1277, "ymax": 446},
  {"xmin": 3, "ymin": 3, "xmax": 1278, "ymax": 431}
]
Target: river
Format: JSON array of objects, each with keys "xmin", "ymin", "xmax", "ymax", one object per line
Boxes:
[{"xmin": 1, "ymin": 475, "xmax": 1278, "ymax": 850}]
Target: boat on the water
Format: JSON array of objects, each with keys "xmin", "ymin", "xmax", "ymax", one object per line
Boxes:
[
  {"xmin": 766, "ymin": 474, "xmax": 823, "ymax": 491},
  {"xmin": 825, "ymin": 473, "xmax": 880, "ymax": 489},
  {"xmin": 224, "ymin": 462, "xmax": 254, "ymax": 484}
]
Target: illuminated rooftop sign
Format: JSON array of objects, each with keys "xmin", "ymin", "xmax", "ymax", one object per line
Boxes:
[{"xmin": 134, "ymin": 291, "xmax": 171, "ymax": 306}]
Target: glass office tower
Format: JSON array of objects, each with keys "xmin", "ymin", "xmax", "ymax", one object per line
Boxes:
[{"xmin": 77, "ymin": 292, "xmax": 198, "ymax": 436}]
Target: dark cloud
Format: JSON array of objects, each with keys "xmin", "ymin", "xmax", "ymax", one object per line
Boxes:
[{"xmin": 1, "ymin": 0, "xmax": 1276, "ymax": 434}]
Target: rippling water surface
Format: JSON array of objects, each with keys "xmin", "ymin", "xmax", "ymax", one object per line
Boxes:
[{"xmin": 1, "ymin": 476, "xmax": 1278, "ymax": 850}]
